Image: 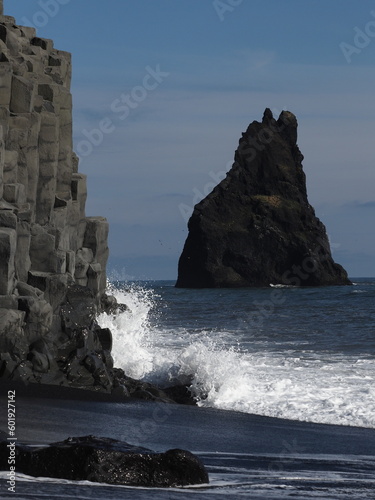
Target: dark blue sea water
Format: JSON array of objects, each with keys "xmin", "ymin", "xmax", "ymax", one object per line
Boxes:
[
  {"xmin": 102, "ymin": 278, "xmax": 375, "ymax": 428},
  {"xmin": 1, "ymin": 278, "xmax": 375, "ymax": 498}
]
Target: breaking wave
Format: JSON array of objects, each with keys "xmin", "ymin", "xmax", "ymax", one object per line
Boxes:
[{"xmin": 98, "ymin": 282, "xmax": 375, "ymax": 429}]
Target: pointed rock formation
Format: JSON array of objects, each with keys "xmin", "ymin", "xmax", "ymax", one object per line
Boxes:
[{"xmin": 176, "ymin": 109, "xmax": 351, "ymax": 288}]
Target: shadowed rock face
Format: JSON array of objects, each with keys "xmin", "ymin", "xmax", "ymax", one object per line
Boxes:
[
  {"xmin": 0, "ymin": 436, "xmax": 209, "ymax": 487},
  {"xmin": 176, "ymin": 109, "xmax": 351, "ymax": 288}
]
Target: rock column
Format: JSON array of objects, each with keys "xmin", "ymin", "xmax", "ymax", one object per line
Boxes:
[
  {"xmin": 0, "ymin": 13, "xmax": 114, "ymax": 391},
  {"xmin": 176, "ymin": 109, "xmax": 351, "ymax": 288}
]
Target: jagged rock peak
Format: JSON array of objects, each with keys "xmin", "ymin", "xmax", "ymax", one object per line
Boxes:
[
  {"xmin": 176, "ymin": 109, "xmax": 351, "ymax": 288},
  {"xmin": 262, "ymin": 107, "xmax": 274, "ymax": 123}
]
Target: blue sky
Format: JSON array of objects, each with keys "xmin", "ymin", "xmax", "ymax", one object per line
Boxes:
[{"xmin": 9, "ymin": 0, "xmax": 375, "ymax": 279}]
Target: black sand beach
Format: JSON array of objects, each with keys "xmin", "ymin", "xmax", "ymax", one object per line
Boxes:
[{"xmin": 1, "ymin": 382, "xmax": 375, "ymax": 499}]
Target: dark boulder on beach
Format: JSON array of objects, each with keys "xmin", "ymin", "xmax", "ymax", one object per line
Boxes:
[
  {"xmin": 0, "ymin": 435, "xmax": 209, "ymax": 487},
  {"xmin": 176, "ymin": 109, "xmax": 351, "ymax": 288}
]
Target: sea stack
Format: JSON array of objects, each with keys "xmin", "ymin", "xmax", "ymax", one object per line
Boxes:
[
  {"xmin": 0, "ymin": 10, "xmax": 115, "ymax": 389},
  {"xmin": 176, "ymin": 109, "xmax": 351, "ymax": 288}
]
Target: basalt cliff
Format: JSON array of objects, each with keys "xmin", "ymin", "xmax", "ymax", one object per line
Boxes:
[
  {"xmin": 0, "ymin": 8, "xmax": 180, "ymax": 401},
  {"xmin": 176, "ymin": 109, "xmax": 351, "ymax": 288},
  {"xmin": 0, "ymin": 9, "xmax": 121, "ymax": 391}
]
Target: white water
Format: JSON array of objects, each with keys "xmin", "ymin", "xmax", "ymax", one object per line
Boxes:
[{"xmin": 98, "ymin": 284, "xmax": 375, "ymax": 429}]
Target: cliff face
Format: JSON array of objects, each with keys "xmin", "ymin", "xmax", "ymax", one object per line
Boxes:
[
  {"xmin": 0, "ymin": 13, "xmax": 114, "ymax": 389},
  {"xmin": 176, "ymin": 109, "xmax": 351, "ymax": 288}
]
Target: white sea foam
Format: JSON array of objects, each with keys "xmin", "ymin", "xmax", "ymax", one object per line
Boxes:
[
  {"xmin": 98, "ymin": 284, "xmax": 375, "ymax": 429},
  {"xmin": 98, "ymin": 283, "xmax": 157, "ymax": 380},
  {"xmin": 269, "ymin": 284, "xmax": 295, "ymax": 288}
]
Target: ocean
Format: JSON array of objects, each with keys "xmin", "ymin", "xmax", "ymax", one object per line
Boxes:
[{"xmin": 1, "ymin": 278, "xmax": 375, "ymax": 499}]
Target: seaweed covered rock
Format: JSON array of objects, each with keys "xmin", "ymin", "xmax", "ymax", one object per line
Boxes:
[{"xmin": 176, "ymin": 109, "xmax": 351, "ymax": 288}]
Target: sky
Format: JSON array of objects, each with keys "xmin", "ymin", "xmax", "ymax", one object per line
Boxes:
[{"xmin": 9, "ymin": 0, "xmax": 375, "ymax": 279}]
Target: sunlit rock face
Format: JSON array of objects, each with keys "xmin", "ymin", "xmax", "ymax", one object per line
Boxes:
[{"xmin": 0, "ymin": 12, "xmax": 113, "ymax": 389}]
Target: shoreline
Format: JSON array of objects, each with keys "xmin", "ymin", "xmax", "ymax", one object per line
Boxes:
[
  {"xmin": 1, "ymin": 380, "xmax": 375, "ymax": 437},
  {"xmin": 1, "ymin": 379, "xmax": 375, "ymax": 498},
  {"xmin": 1, "ymin": 375, "xmax": 374, "ymax": 498},
  {"xmin": 0, "ymin": 380, "xmax": 129, "ymax": 403},
  {"xmin": 1, "ymin": 379, "xmax": 374, "ymax": 432}
]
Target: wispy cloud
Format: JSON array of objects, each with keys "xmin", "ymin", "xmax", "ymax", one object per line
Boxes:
[{"xmin": 343, "ymin": 200, "xmax": 375, "ymax": 209}]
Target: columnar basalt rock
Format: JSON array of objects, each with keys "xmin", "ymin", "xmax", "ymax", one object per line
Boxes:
[
  {"xmin": 176, "ymin": 109, "xmax": 351, "ymax": 288},
  {"xmin": 0, "ymin": 13, "xmax": 116, "ymax": 390}
]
